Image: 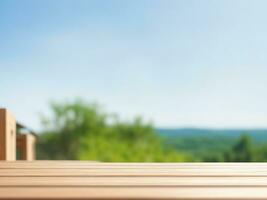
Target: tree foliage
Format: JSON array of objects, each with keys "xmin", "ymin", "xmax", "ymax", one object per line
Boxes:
[
  {"xmin": 224, "ymin": 134, "xmax": 254, "ymax": 162},
  {"xmin": 37, "ymin": 99, "xmax": 267, "ymax": 162},
  {"xmin": 37, "ymin": 99, "xmax": 190, "ymax": 162}
]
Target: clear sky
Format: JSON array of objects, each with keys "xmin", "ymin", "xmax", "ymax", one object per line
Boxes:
[{"xmin": 1, "ymin": 0, "xmax": 267, "ymax": 130}]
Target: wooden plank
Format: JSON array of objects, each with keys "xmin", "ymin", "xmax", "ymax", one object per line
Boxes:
[
  {"xmin": 1, "ymin": 163, "xmax": 267, "ymax": 176},
  {"xmin": 0, "ymin": 187, "xmax": 267, "ymax": 199},
  {"xmin": 1, "ymin": 161, "xmax": 267, "ymax": 168},
  {"xmin": 1, "ymin": 163, "xmax": 267, "ymax": 177},
  {"xmin": 1, "ymin": 167, "xmax": 267, "ymax": 177},
  {"xmin": 1, "ymin": 176, "xmax": 267, "ymax": 186},
  {"xmin": 0, "ymin": 109, "xmax": 16, "ymax": 161}
]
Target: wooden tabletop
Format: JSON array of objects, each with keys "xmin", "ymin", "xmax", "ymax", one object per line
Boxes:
[{"xmin": 1, "ymin": 161, "xmax": 267, "ymax": 199}]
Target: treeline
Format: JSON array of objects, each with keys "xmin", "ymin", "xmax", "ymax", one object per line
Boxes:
[
  {"xmin": 164, "ymin": 134, "xmax": 267, "ymax": 162},
  {"xmin": 202, "ymin": 135, "xmax": 267, "ymax": 162},
  {"xmin": 37, "ymin": 99, "xmax": 190, "ymax": 162},
  {"xmin": 37, "ymin": 99, "xmax": 267, "ymax": 162}
]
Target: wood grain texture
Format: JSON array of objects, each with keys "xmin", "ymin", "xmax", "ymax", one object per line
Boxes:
[
  {"xmin": 0, "ymin": 109, "xmax": 16, "ymax": 161},
  {"xmin": 1, "ymin": 187, "xmax": 267, "ymax": 199},
  {"xmin": 1, "ymin": 162, "xmax": 267, "ymax": 199}
]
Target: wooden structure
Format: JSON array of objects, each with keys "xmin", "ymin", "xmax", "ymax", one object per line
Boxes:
[
  {"xmin": 0, "ymin": 108, "xmax": 36, "ymax": 161},
  {"xmin": 1, "ymin": 108, "xmax": 267, "ymax": 199},
  {"xmin": 0, "ymin": 109, "xmax": 16, "ymax": 161},
  {"xmin": 16, "ymin": 134, "xmax": 36, "ymax": 160},
  {"xmin": 16, "ymin": 122, "xmax": 37, "ymax": 160}
]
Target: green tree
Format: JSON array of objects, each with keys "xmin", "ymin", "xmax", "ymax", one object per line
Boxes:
[
  {"xmin": 224, "ymin": 134, "xmax": 254, "ymax": 162},
  {"xmin": 37, "ymin": 99, "xmax": 190, "ymax": 162}
]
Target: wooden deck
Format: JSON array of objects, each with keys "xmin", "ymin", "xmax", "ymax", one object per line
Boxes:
[{"xmin": 1, "ymin": 162, "xmax": 267, "ymax": 199}]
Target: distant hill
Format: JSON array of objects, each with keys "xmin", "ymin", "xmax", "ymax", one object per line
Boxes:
[
  {"xmin": 155, "ymin": 128, "xmax": 267, "ymax": 142},
  {"xmin": 155, "ymin": 128, "xmax": 267, "ymax": 160}
]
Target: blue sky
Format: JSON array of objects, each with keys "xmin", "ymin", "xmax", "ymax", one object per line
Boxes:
[{"xmin": 1, "ymin": 0, "xmax": 267, "ymax": 130}]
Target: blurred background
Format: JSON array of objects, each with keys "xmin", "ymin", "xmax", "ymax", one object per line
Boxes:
[{"xmin": 1, "ymin": 0, "xmax": 267, "ymax": 162}]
